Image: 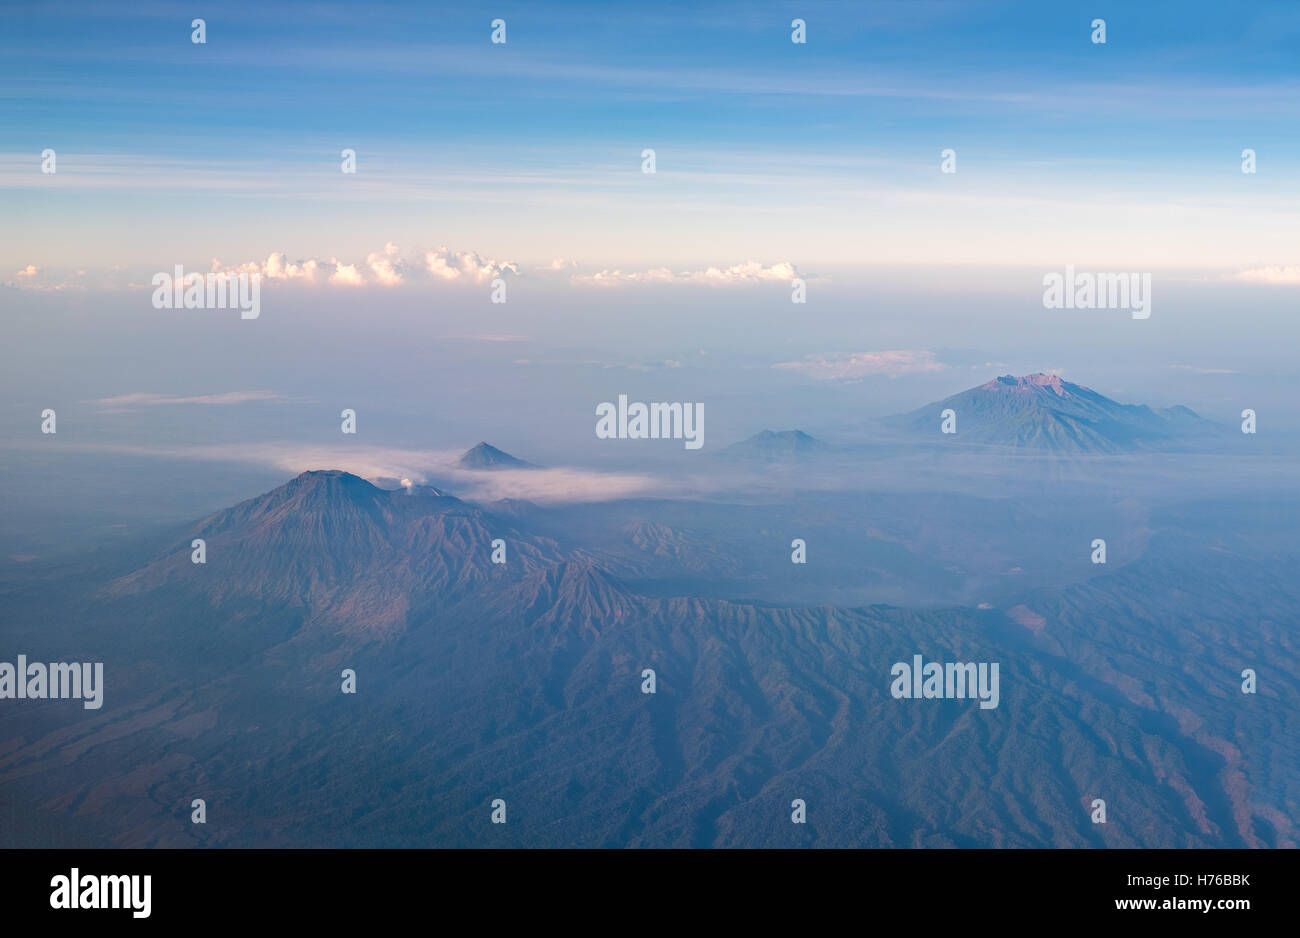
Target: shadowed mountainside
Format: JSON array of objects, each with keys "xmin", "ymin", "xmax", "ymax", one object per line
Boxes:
[{"xmin": 0, "ymin": 471, "xmax": 1293, "ymax": 848}]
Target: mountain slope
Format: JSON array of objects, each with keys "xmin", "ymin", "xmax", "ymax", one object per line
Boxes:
[
  {"xmin": 887, "ymin": 374, "xmax": 1221, "ymax": 452},
  {"xmin": 102, "ymin": 470, "xmax": 563, "ymax": 637},
  {"xmin": 722, "ymin": 429, "xmax": 833, "ymax": 461},
  {"xmin": 457, "ymin": 442, "xmax": 538, "ymax": 470},
  {"xmin": 1, "ymin": 471, "xmax": 1294, "ymax": 850}
]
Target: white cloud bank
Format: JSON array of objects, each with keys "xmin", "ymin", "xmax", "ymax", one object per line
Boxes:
[{"xmin": 209, "ymin": 242, "xmax": 521, "ymax": 288}]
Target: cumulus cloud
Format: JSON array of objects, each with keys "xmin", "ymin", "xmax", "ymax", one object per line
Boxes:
[
  {"xmin": 772, "ymin": 349, "xmax": 947, "ymax": 380},
  {"xmin": 328, "ymin": 262, "xmax": 365, "ymax": 286},
  {"xmin": 424, "ymin": 246, "xmax": 518, "ymax": 283},
  {"xmin": 213, "ymin": 252, "xmax": 342, "ymax": 285},
  {"xmin": 12, "ymin": 250, "xmax": 802, "ymax": 293},
  {"xmin": 263, "ymin": 253, "xmax": 321, "ymax": 281},
  {"xmin": 572, "ymin": 260, "xmax": 799, "ymax": 286},
  {"xmin": 1227, "ymin": 265, "xmax": 1300, "ymax": 285},
  {"xmin": 366, "ymin": 241, "xmax": 408, "ymax": 285},
  {"xmin": 4, "ymin": 264, "xmax": 97, "ymax": 291},
  {"xmin": 205, "ymin": 243, "xmax": 518, "ymax": 288}
]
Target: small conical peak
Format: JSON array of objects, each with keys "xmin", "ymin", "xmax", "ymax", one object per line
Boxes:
[
  {"xmin": 733, "ymin": 429, "xmax": 826, "ymax": 448},
  {"xmin": 457, "ymin": 442, "xmax": 537, "ymax": 470}
]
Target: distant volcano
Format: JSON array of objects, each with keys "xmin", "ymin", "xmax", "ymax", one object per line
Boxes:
[
  {"xmin": 722, "ymin": 429, "xmax": 833, "ymax": 461},
  {"xmin": 887, "ymin": 374, "xmax": 1220, "ymax": 452},
  {"xmin": 456, "ymin": 442, "xmax": 539, "ymax": 470}
]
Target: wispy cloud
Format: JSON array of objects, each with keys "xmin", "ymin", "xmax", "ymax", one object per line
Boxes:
[
  {"xmin": 512, "ymin": 357, "xmax": 685, "ymax": 372},
  {"xmin": 84, "ymin": 391, "xmax": 286, "ymax": 408},
  {"xmin": 572, "ymin": 260, "xmax": 799, "ymax": 287},
  {"xmin": 441, "ymin": 467, "xmax": 656, "ymax": 504},
  {"xmin": 3, "ymin": 264, "xmax": 92, "ymax": 291},
  {"xmin": 1168, "ymin": 364, "xmax": 1236, "ymax": 375},
  {"xmin": 773, "ymin": 349, "xmax": 947, "ymax": 380},
  {"xmin": 1227, "ymin": 265, "xmax": 1300, "ymax": 285},
  {"xmin": 17, "ymin": 440, "xmax": 659, "ymax": 505},
  {"xmin": 450, "ymin": 334, "xmax": 530, "ymax": 343},
  {"xmin": 624, "ymin": 360, "xmax": 684, "ymax": 372}
]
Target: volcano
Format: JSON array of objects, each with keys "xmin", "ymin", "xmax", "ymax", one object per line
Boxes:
[
  {"xmin": 886, "ymin": 373, "xmax": 1220, "ymax": 452},
  {"xmin": 457, "ymin": 442, "xmax": 539, "ymax": 470}
]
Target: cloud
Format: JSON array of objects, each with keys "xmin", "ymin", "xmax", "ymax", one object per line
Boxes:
[
  {"xmin": 572, "ymin": 260, "xmax": 799, "ymax": 286},
  {"xmin": 772, "ymin": 349, "xmax": 947, "ymax": 380},
  {"xmin": 202, "ymin": 243, "xmax": 519, "ymax": 288},
  {"xmin": 1168, "ymin": 364, "xmax": 1236, "ymax": 375},
  {"xmin": 213, "ymin": 252, "xmax": 348, "ymax": 285},
  {"xmin": 366, "ymin": 241, "xmax": 408, "ymax": 285},
  {"xmin": 3, "ymin": 264, "xmax": 93, "ymax": 291},
  {"xmin": 328, "ymin": 262, "xmax": 365, "ymax": 286},
  {"xmin": 511, "ymin": 357, "xmax": 684, "ymax": 371},
  {"xmin": 84, "ymin": 390, "xmax": 285, "ymax": 408},
  {"xmin": 424, "ymin": 246, "xmax": 519, "ymax": 283},
  {"xmin": 443, "ymin": 467, "xmax": 657, "ymax": 503},
  {"xmin": 262, "ymin": 253, "xmax": 320, "ymax": 280},
  {"xmin": 1227, "ymin": 265, "xmax": 1300, "ymax": 284},
  {"xmin": 19, "ymin": 440, "xmax": 659, "ymax": 505},
  {"xmin": 623, "ymin": 359, "xmax": 684, "ymax": 372}
]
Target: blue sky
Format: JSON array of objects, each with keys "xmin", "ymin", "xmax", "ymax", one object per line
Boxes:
[
  {"xmin": 4, "ymin": 0, "xmax": 1300, "ymax": 273},
  {"xmin": 3, "ymin": 1, "xmax": 1300, "ymax": 547}
]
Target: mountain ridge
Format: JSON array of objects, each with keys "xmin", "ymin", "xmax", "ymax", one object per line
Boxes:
[
  {"xmin": 722, "ymin": 429, "xmax": 834, "ymax": 461},
  {"xmin": 886, "ymin": 373, "xmax": 1221, "ymax": 452}
]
